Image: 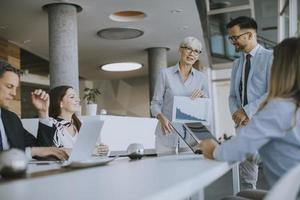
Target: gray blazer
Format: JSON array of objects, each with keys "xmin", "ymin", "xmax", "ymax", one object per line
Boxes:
[{"xmin": 228, "ymin": 44, "xmax": 273, "ymax": 119}]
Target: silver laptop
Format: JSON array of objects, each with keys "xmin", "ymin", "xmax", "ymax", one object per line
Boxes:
[
  {"xmin": 62, "ymin": 118, "xmax": 114, "ymax": 168},
  {"xmin": 170, "ymin": 122, "xmax": 201, "ymax": 154},
  {"xmin": 170, "ymin": 122, "xmax": 218, "ymax": 154}
]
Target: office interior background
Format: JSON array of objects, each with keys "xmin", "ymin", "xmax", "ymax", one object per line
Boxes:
[{"xmin": 0, "ymin": 0, "xmax": 299, "ymax": 141}]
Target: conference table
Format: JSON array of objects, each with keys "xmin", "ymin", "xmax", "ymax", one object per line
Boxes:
[{"xmin": 0, "ymin": 154, "xmax": 238, "ymax": 200}]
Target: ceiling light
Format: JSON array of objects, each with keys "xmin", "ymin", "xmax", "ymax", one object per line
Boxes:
[
  {"xmin": 101, "ymin": 62, "xmax": 142, "ymax": 72},
  {"xmin": 110, "ymin": 11, "xmax": 146, "ymax": 22}
]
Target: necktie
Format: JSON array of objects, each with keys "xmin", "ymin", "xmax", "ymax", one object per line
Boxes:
[
  {"xmin": 0, "ymin": 129, "xmax": 3, "ymax": 151},
  {"xmin": 239, "ymin": 54, "xmax": 251, "ymax": 106},
  {"xmin": 243, "ymin": 54, "xmax": 251, "ymax": 106}
]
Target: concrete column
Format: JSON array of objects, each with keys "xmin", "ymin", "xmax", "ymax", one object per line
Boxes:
[
  {"xmin": 147, "ymin": 47, "xmax": 168, "ymax": 101},
  {"xmin": 43, "ymin": 3, "xmax": 82, "ymax": 91}
]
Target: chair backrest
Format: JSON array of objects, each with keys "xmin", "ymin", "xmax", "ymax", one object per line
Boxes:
[
  {"xmin": 264, "ymin": 163, "xmax": 300, "ymax": 200},
  {"xmin": 22, "ymin": 115, "xmax": 158, "ymax": 150},
  {"xmin": 99, "ymin": 115, "xmax": 157, "ymax": 151}
]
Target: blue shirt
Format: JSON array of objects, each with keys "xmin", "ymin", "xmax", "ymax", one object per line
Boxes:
[
  {"xmin": 150, "ymin": 63, "xmax": 209, "ymax": 147},
  {"xmin": 214, "ymin": 98, "xmax": 300, "ymax": 186}
]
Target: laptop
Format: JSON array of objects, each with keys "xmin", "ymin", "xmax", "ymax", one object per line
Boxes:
[
  {"xmin": 170, "ymin": 122, "xmax": 218, "ymax": 154},
  {"xmin": 185, "ymin": 122, "xmax": 219, "ymax": 142},
  {"xmin": 30, "ymin": 118, "xmax": 112, "ymax": 167},
  {"xmin": 61, "ymin": 118, "xmax": 114, "ymax": 168}
]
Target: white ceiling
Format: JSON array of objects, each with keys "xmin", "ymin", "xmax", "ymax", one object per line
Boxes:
[{"xmin": 0, "ymin": 0, "xmax": 204, "ymax": 80}]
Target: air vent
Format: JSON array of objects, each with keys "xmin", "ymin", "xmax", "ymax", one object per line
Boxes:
[{"xmin": 97, "ymin": 28, "xmax": 144, "ymax": 40}]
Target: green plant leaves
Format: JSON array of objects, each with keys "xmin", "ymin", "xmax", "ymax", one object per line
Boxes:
[{"xmin": 83, "ymin": 87, "xmax": 101, "ymax": 104}]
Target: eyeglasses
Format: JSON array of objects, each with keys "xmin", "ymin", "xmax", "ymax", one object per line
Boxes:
[
  {"xmin": 228, "ymin": 32, "xmax": 250, "ymax": 42},
  {"xmin": 181, "ymin": 46, "xmax": 201, "ymax": 55}
]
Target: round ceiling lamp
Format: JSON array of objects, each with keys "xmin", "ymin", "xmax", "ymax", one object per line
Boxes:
[
  {"xmin": 101, "ymin": 62, "xmax": 142, "ymax": 72},
  {"xmin": 109, "ymin": 11, "xmax": 146, "ymax": 22}
]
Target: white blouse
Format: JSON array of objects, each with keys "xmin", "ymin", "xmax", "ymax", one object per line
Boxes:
[{"xmin": 39, "ymin": 117, "xmax": 78, "ymax": 148}]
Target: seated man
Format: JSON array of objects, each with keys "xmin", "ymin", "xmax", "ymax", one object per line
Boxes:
[{"xmin": 0, "ymin": 60, "xmax": 68, "ymax": 160}]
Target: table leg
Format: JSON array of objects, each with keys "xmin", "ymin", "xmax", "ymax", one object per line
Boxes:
[{"xmin": 232, "ymin": 163, "xmax": 240, "ymax": 195}]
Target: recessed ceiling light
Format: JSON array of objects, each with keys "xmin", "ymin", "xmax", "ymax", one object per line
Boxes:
[
  {"xmin": 101, "ymin": 62, "xmax": 142, "ymax": 72},
  {"xmin": 110, "ymin": 11, "xmax": 146, "ymax": 22}
]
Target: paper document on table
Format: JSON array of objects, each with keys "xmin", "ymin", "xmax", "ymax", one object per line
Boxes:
[{"xmin": 172, "ymin": 96, "xmax": 210, "ymax": 125}]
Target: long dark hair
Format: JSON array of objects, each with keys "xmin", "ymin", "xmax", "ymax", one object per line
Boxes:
[{"xmin": 49, "ymin": 85, "xmax": 81, "ymax": 131}]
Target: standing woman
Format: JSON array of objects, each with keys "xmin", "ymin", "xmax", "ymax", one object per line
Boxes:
[
  {"xmin": 32, "ymin": 85, "xmax": 108, "ymax": 155},
  {"xmin": 150, "ymin": 36, "xmax": 209, "ymax": 154}
]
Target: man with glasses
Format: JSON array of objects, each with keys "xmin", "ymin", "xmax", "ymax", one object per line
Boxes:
[
  {"xmin": 227, "ymin": 16, "xmax": 273, "ymax": 190},
  {"xmin": 150, "ymin": 36, "xmax": 208, "ymax": 155}
]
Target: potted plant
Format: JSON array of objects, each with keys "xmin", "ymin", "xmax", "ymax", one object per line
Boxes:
[{"xmin": 83, "ymin": 87, "xmax": 101, "ymax": 115}]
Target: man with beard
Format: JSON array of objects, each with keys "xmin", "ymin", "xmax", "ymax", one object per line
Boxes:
[{"xmin": 227, "ymin": 16, "xmax": 273, "ymax": 190}]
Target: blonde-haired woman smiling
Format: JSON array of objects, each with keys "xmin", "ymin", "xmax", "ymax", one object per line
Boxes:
[{"xmin": 151, "ymin": 36, "xmax": 209, "ymax": 154}]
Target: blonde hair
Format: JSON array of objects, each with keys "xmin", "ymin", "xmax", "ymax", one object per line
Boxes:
[
  {"xmin": 259, "ymin": 37, "xmax": 300, "ymax": 126},
  {"xmin": 180, "ymin": 36, "xmax": 202, "ymax": 51}
]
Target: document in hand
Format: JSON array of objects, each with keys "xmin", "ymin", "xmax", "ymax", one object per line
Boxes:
[{"xmin": 172, "ymin": 96, "xmax": 210, "ymax": 125}]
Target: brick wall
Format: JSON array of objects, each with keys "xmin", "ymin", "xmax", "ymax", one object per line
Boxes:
[{"xmin": 0, "ymin": 37, "xmax": 21, "ymax": 116}]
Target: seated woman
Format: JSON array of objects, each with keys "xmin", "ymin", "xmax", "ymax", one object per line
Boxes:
[
  {"xmin": 200, "ymin": 37, "xmax": 300, "ymax": 199},
  {"xmin": 32, "ymin": 85, "xmax": 108, "ymax": 155}
]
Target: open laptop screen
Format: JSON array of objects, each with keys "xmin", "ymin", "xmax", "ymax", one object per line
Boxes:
[
  {"xmin": 185, "ymin": 122, "xmax": 218, "ymax": 142},
  {"xmin": 69, "ymin": 119, "xmax": 104, "ymax": 161},
  {"xmin": 170, "ymin": 122, "xmax": 200, "ymax": 154}
]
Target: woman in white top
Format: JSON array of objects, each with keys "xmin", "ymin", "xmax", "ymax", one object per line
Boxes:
[{"xmin": 32, "ymin": 85, "xmax": 108, "ymax": 155}]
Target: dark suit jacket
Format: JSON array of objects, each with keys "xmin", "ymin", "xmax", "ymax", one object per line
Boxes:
[{"xmin": 1, "ymin": 108, "xmax": 36, "ymax": 151}]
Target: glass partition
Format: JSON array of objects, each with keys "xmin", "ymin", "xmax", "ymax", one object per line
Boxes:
[{"xmin": 208, "ymin": 10, "xmax": 251, "ymax": 62}]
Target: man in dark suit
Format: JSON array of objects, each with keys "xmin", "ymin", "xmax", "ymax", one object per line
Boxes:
[{"xmin": 0, "ymin": 60, "xmax": 68, "ymax": 160}]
